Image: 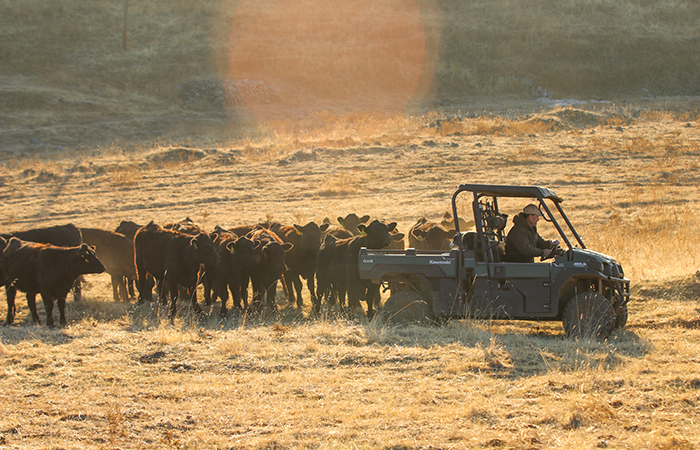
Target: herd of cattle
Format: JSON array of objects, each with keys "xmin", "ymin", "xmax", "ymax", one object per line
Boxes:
[{"xmin": 0, "ymin": 213, "xmax": 464, "ymax": 327}]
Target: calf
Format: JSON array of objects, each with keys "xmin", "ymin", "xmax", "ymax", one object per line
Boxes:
[
  {"xmin": 408, "ymin": 217, "xmax": 456, "ymax": 251},
  {"xmin": 134, "ymin": 222, "xmax": 220, "ymax": 321},
  {"xmin": 205, "ymin": 226, "xmax": 261, "ymax": 317},
  {"xmin": 80, "ymin": 228, "xmax": 136, "ymax": 302},
  {"xmin": 3, "ymin": 238, "xmax": 105, "ymax": 327},
  {"xmin": 316, "ymin": 220, "xmax": 396, "ymax": 319},
  {"xmin": 245, "ymin": 228, "xmax": 292, "ymax": 313}
]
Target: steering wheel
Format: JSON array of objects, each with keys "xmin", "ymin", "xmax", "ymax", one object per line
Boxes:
[{"xmin": 540, "ymin": 245, "xmax": 562, "ymax": 261}]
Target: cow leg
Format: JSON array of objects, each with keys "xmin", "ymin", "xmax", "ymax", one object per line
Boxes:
[
  {"xmin": 346, "ymin": 284, "xmax": 361, "ymax": 319},
  {"xmin": 41, "ymin": 293, "xmax": 56, "ymax": 327},
  {"xmin": 4, "ymin": 286, "xmax": 17, "ymax": 325},
  {"xmin": 118, "ymin": 275, "xmax": 128, "ymax": 302},
  {"xmin": 292, "ymin": 274, "xmax": 304, "ymax": 308},
  {"xmin": 26, "ymin": 292, "xmax": 41, "ymax": 324},
  {"xmin": 167, "ymin": 283, "xmax": 179, "ymax": 323},
  {"xmin": 72, "ymin": 277, "xmax": 82, "ymax": 302},
  {"xmin": 305, "ymin": 274, "xmax": 316, "ymax": 309},
  {"xmin": 219, "ymin": 286, "xmax": 230, "ymax": 318},
  {"xmin": 57, "ymin": 295, "xmax": 68, "ymax": 327},
  {"xmin": 110, "ymin": 274, "xmax": 121, "ymax": 302},
  {"xmin": 282, "ymin": 274, "xmax": 295, "ymax": 306},
  {"xmin": 127, "ymin": 277, "xmax": 136, "ymax": 300},
  {"xmin": 136, "ymin": 270, "xmax": 152, "ymax": 303},
  {"xmin": 266, "ymin": 280, "xmax": 279, "ymax": 311},
  {"xmin": 364, "ymin": 284, "xmax": 380, "ymax": 321}
]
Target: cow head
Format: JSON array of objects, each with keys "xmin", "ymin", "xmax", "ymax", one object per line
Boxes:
[
  {"xmin": 227, "ymin": 235, "xmax": 261, "ymax": 267},
  {"xmin": 76, "ymin": 243, "xmax": 107, "ymax": 275},
  {"xmin": 411, "ymin": 224, "xmax": 455, "ymax": 250},
  {"xmin": 293, "ymin": 221, "xmax": 330, "ymax": 252},
  {"xmin": 337, "ymin": 214, "xmax": 371, "ymax": 236},
  {"xmin": 191, "ymin": 233, "xmax": 220, "ymax": 267},
  {"xmin": 261, "ymin": 241, "xmax": 293, "ymax": 277},
  {"xmin": 358, "ymin": 220, "xmax": 396, "ymax": 249}
]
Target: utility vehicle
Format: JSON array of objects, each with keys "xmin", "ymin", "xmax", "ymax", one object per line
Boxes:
[{"xmin": 358, "ymin": 184, "xmax": 630, "ymax": 340}]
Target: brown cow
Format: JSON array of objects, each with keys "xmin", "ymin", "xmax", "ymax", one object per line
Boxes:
[
  {"xmin": 80, "ymin": 228, "xmax": 136, "ymax": 302},
  {"xmin": 134, "ymin": 222, "xmax": 220, "ymax": 321},
  {"xmin": 3, "ymin": 238, "xmax": 105, "ymax": 327}
]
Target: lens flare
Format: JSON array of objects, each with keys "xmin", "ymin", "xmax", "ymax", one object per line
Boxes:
[{"xmin": 221, "ymin": 0, "xmax": 436, "ymax": 122}]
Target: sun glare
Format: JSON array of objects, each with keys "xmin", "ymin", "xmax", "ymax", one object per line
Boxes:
[{"xmin": 221, "ymin": 0, "xmax": 436, "ymax": 122}]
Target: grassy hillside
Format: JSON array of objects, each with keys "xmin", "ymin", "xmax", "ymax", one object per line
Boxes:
[{"xmin": 1, "ymin": 0, "xmax": 699, "ymax": 151}]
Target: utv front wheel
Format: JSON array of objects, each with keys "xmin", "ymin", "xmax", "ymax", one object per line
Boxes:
[
  {"xmin": 381, "ymin": 290, "xmax": 431, "ymax": 325},
  {"xmin": 563, "ymin": 292, "xmax": 615, "ymax": 341},
  {"xmin": 613, "ymin": 304, "xmax": 628, "ymax": 329}
]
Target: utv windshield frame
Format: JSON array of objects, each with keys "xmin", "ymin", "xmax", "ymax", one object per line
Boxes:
[{"xmin": 450, "ymin": 184, "xmax": 586, "ymax": 262}]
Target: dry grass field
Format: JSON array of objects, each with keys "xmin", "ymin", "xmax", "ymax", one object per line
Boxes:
[
  {"xmin": 1, "ymin": 105, "xmax": 699, "ymax": 449},
  {"xmin": 2, "ymin": 0, "xmax": 700, "ymax": 448}
]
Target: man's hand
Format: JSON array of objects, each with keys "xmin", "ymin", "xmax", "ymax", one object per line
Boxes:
[
  {"xmin": 542, "ymin": 248, "xmax": 552, "ymax": 258},
  {"xmin": 551, "ymin": 240, "xmax": 560, "ymax": 247}
]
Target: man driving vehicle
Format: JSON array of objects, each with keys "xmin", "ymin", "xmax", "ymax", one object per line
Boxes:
[{"xmin": 505, "ymin": 204, "xmax": 560, "ymax": 263}]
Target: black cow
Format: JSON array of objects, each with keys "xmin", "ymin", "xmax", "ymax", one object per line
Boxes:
[
  {"xmin": 3, "ymin": 238, "xmax": 105, "ymax": 327},
  {"xmin": 115, "ymin": 220, "xmax": 144, "ymax": 242},
  {"xmin": 1, "ymin": 224, "xmax": 84, "ymax": 301},
  {"xmin": 264, "ymin": 221, "xmax": 329, "ymax": 309},
  {"xmin": 316, "ymin": 220, "xmax": 396, "ymax": 319},
  {"xmin": 337, "ymin": 213, "xmax": 370, "ymax": 236},
  {"xmin": 315, "ymin": 234, "xmax": 350, "ymax": 315},
  {"xmin": 134, "ymin": 222, "xmax": 220, "ymax": 321},
  {"xmin": 204, "ymin": 226, "xmax": 261, "ymax": 317},
  {"xmin": 80, "ymin": 228, "xmax": 136, "ymax": 302},
  {"xmin": 244, "ymin": 228, "xmax": 292, "ymax": 313},
  {"xmin": 408, "ymin": 217, "xmax": 456, "ymax": 251}
]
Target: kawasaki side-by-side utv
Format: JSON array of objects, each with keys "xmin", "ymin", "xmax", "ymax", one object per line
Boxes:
[{"xmin": 358, "ymin": 184, "xmax": 630, "ymax": 340}]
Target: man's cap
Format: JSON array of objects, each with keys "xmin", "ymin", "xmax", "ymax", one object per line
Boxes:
[{"xmin": 523, "ymin": 204, "xmax": 543, "ymax": 216}]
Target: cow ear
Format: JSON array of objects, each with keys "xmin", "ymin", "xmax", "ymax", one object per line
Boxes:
[
  {"xmin": 337, "ymin": 217, "xmax": 345, "ymax": 227},
  {"xmin": 387, "ymin": 222, "xmax": 397, "ymax": 232},
  {"xmin": 319, "ymin": 223, "xmax": 330, "ymax": 232},
  {"xmin": 227, "ymin": 241, "xmax": 235, "ymax": 254},
  {"xmin": 360, "ymin": 215, "xmax": 371, "ymax": 224},
  {"xmin": 413, "ymin": 229, "xmax": 426, "ymax": 241},
  {"xmin": 358, "ymin": 224, "xmax": 367, "ymax": 235},
  {"xmin": 191, "ymin": 237, "xmax": 198, "ymax": 249},
  {"xmin": 393, "ymin": 233, "xmax": 405, "ymax": 241},
  {"xmin": 294, "ymin": 224, "xmax": 303, "ymax": 235}
]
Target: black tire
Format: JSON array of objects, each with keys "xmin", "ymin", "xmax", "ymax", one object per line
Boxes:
[
  {"xmin": 562, "ymin": 292, "xmax": 615, "ymax": 341},
  {"xmin": 380, "ymin": 290, "xmax": 431, "ymax": 325},
  {"xmin": 613, "ymin": 304, "xmax": 628, "ymax": 329}
]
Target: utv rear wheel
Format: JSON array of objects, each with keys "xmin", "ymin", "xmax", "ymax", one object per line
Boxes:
[
  {"xmin": 381, "ymin": 290, "xmax": 430, "ymax": 325},
  {"xmin": 563, "ymin": 292, "xmax": 615, "ymax": 341}
]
